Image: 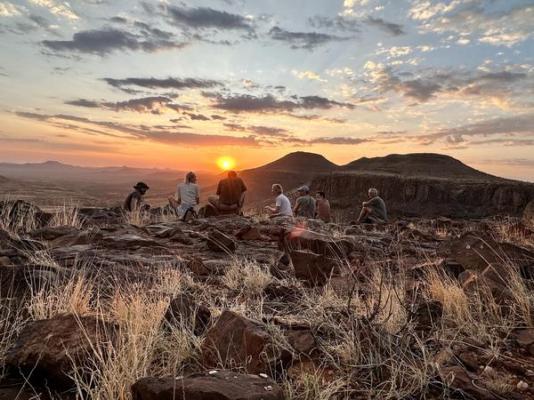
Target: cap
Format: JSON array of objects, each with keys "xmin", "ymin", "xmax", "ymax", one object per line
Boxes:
[
  {"xmin": 134, "ymin": 182, "xmax": 149, "ymax": 190},
  {"xmin": 297, "ymin": 185, "xmax": 310, "ymax": 192}
]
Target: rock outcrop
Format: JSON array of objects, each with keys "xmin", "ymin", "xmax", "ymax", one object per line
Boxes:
[
  {"xmin": 131, "ymin": 370, "xmax": 284, "ymax": 400},
  {"xmin": 311, "ymin": 173, "xmax": 534, "ymax": 218}
]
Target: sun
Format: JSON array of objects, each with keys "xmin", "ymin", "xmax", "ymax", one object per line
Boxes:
[{"xmin": 216, "ymin": 156, "xmax": 236, "ymax": 171}]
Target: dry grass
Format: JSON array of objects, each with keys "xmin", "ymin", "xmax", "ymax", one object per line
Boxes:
[{"xmin": 0, "ymin": 210, "xmax": 533, "ymax": 400}]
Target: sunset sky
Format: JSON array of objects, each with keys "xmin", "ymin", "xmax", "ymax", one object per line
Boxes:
[{"xmin": 0, "ymin": 0, "xmax": 533, "ymax": 179}]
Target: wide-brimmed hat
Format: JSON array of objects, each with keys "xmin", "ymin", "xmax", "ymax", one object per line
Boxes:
[
  {"xmin": 134, "ymin": 182, "xmax": 149, "ymax": 190},
  {"xmin": 297, "ymin": 185, "xmax": 310, "ymax": 192}
]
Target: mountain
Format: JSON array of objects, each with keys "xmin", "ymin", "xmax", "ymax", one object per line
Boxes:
[
  {"xmin": 0, "ymin": 175, "xmax": 8, "ymax": 183},
  {"xmin": 343, "ymin": 153, "xmax": 502, "ymax": 181},
  {"xmin": 246, "ymin": 151, "xmax": 337, "ymax": 173}
]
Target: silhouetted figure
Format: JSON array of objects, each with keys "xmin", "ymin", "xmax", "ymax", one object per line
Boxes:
[
  {"xmin": 315, "ymin": 191, "xmax": 331, "ymax": 223},
  {"xmin": 357, "ymin": 188, "xmax": 387, "ymax": 223},
  {"xmin": 293, "ymin": 185, "xmax": 316, "ymax": 218},
  {"xmin": 124, "ymin": 182, "xmax": 150, "ymax": 212},
  {"xmin": 208, "ymin": 170, "xmax": 247, "ymax": 215},
  {"xmin": 169, "ymin": 171, "xmax": 199, "ymax": 221}
]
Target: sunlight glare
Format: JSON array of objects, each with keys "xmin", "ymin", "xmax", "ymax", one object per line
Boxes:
[{"xmin": 216, "ymin": 156, "xmax": 236, "ymax": 171}]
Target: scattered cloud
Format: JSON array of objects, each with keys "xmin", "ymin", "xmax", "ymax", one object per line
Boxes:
[
  {"xmin": 365, "ymin": 17, "xmax": 405, "ymax": 36},
  {"xmin": 42, "ymin": 28, "xmax": 187, "ymax": 55},
  {"xmin": 65, "ymin": 96, "xmax": 192, "ymax": 114},
  {"xmin": 308, "ymin": 15, "xmax": 360, "ymax": 33},
  {"xmin": 268, "ymin": 26, "xmax": 350, "ymax": 50},
  {"xmin": 29, "ymin": 0, "xmax": 78, "ymax": 20},
  {"xmin": 0, "ymin": 2, "xmax": 23, "ymax": 16},
  {"xmin": 163, "ymin": 5, "xmax": 253, "ymax": 31},
  {"xmin": 205, "ymin": 93, "xmax": 355, "ymax": 113},
  {"xmin": 291, "ymin": 69, "xmax": 326, "ymax": 82},
  {"xmin": 103, "ymin": 77, "xmax": 222, "ymax": 92},
  {"xmin": 409, "ymin": 1, "xmax": 533, "ymax": 47}
]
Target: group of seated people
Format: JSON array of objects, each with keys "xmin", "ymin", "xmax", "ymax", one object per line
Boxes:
[{"xmin": 124, "ymin": 171, "xmax": 387, "ymax": 224}]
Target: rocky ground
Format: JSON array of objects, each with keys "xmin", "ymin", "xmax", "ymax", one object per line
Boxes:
[{"xmin": 0, "ymin": 199, "xmax": 533, "ymax": 399}]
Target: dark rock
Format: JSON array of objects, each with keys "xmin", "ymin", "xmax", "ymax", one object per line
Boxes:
[
  {"xmin": 283, "ymin": 228, "xmax": 351, "ymax": 258},
  {"xmin": 236, "ymin": 225, "xmax": 267, "ymax": 241},
  {"xmin": 263, "ymin": 283, "xmax": 301, "ymax": 302},
  {"xmin": 412, "ymin": 300, "xmax": 443, "ymax": 331},
  {"xmin": 0, "ymin": 200, "xmax": 51, "ymax": 231},
  {"xmin": 164, "ymin": 293, "xmax": 211, "ymax": 335},
  {"xmin": 5, "ymin": 314, "xmax": 116, "ymax": 388},
  {"xmin": 511, "ymin": 328, "xmax": 534, "ymax": 356},
  {"xmin": 289, "ymin": 250, "xmax": 337, "ymax": 286},
  {"xmin": 131, "ymin": 370, "xmax": 284, "ymax": 400},
  {"xmin": 207, "ymin": 230, "xmax": 237, "ymax": 253},
  {"xmin": 523, "ymin": 200, "xmax": 534, "ymax": 229},
  {"xmin": 184, "ymin": 256, "xmax": 211, "ymax": 276},
  {"xmin": 29, "ymin": 226, "xmax": 80, "ymax": 241},
  {"xmin": 202, "ymin": 311, "xmax": 277, "ymax": 374}
]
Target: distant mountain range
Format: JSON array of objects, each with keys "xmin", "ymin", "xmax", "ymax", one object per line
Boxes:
[{"xmin": 0, "ymin": 152, "xmax": 518, "ymax": 208}]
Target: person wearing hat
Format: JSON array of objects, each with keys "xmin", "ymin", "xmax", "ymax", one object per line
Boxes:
[
  {"xmin": 123, "ymin": 182, "xmax": 150, "ymax": 212},
  {"xmin": 293, "ymin": 185, "xmax": 315, "ymax": 219}
]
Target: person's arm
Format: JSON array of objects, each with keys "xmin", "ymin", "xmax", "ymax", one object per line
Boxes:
[
  {"xmin": 293, "ymin": 198, "xmax": 300, "ymax": 214},
  {"xmin": 216, "ymin": 181, "xmax": 221, "ymax": 196},
  {"xmin": 176, "ymin": 186, "xmax": 182, "ymax": 205},
  {"xmin": 195, "ymin": 185, "xmax": 200, "ymax": 205},
  {"xmin": 131, "ymin": 195, "xmax": 140, "ymax": 211}
]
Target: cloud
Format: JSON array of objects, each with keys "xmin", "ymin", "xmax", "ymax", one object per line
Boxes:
[
  {"xmin": 14, "ymin": 111, "xmax": 262, "ymax": 147},
  {"xmin": 103, "ymin": 77, "xmax": 222, "ymax": 92},
  {"xmin": 205, "ymin": 93, "xmax": 354, "ymax": 113},
  {"xmin": 42, "ymin": 28, "xmax": 186, "ymax": 55},
  {"xmin": 292, "ymin": 70, "xmax": 326, "ymax": 82},
  {"xmin": 224, "ymin": 123, "xmax": 290, "ymax": 137},
  {"xmin": 29, "ymin": 0, "xmax": 78, "ymax": 20},
  {"xmin": 184, "ymin": 112, "xmax": 211, "ymax": 121},
  {"xmin": 417, "ymin": 113, "xmax": 534, "ymax": 144},
  {"xmin": 0, "ymin": 2, "xmax": 23, "ymax": 16},
  {"xmin": 308, "ymin": 15, "xmax": 360, "ymax": 33},
  {"xmin": 363, "ymin": 61, "xmax": 532, "ymax": 104},
  {"xmin": 409, "ymin": 1, "xmax": 533, "ymax": 47},
  {"xmin": 365, "ymin": 17, "xmax": 405, "ymax": 36},
  {"xmin": 268, "ymin": 26, "xmax": 350, "ymax": 50},
  {"xmin": 163, "ymin": 5, "xmax": 253, "ymax": 31},
  {"xmin": 66, "ymin": 96, "xmax": 192, "ymax": 114}
]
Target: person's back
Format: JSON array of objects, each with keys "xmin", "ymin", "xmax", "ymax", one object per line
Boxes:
[
  {"xmin": 316, "ymin": 197, "xmax": 331, "ymax": 222},
  {"xmin": 177, "ymin": 182, "xmax": 199, "ymax": 208},
  {"xmin": 123, "ymin": 190, "xmax": 141, "ymax": 212},
  {"xmin": 368, "ymin": 196, "xmax": 387, "ymax": 222},
  {"xmin": 276, "ymin": 193, "xmax": 293, "ymax": 216},
  {"xmin": 217, "ymin": 176, "xmax": 247, "ymax": 206},
  {"xmin": 295, "ymin": 194, "xmax": 315, "ymax": 218}
]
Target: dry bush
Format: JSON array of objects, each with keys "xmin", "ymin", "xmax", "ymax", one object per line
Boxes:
[
  {"xmin": 49, "ymin": 204, "xmax": 82, "ymax": 229},
  {"xmin": 223, "ymin": 258, "xmax": 272, "ymax": 297}
]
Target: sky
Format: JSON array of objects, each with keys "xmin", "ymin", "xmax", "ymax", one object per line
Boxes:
[{"xmin": 0, "ymin": 0, "xmax": 533, "ymax": 179}]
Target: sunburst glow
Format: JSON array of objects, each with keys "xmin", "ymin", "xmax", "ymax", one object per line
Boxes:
[{"xmin": 216, "ymin": 156, "xmax": 236, "ymax": 171}]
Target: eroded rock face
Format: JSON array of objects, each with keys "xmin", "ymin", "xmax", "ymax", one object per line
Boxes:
[
  {"xmin": 202, "ymin": 311, "xmax": 276, "ymax": 374},
  {"xmin": 131, "ymin": 370, "xmax": 284, "ymax": 400},
  {"xmin": 5, "ymin": 314, "xmax": 116, "ymax": 388},
  {"xmin": 311, "ymin": 173, "xmax": 534, "ymax": 218}
]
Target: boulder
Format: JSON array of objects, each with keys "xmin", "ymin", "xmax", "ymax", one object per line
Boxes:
[
  {"xmin": 131, "ymin": 370, "xmax": 284, "ymax": 400},
  {"xmin": 5, "ymin": 314, "xmax": 116, "ymax": 388},
  {"xmin": 0, "ymin": 265, "xmax": 58, "ymax": 298},
  {"xmin": 164, "ymin": 293, "xmax": 211, "ymax": 335},
  {"xmin": 29, "ymin": 226, "xmax": 80, "ymax": 241},
  {"xmin": 202, "ymin": 311, "xmax": 276, "ymax": 374},
  {"xmin": 438, "ymin": 232, "xmax": 534, "ymax": 272},
  {"xmin": 511, "ymin": 328, "xmax": 534, "ymax": 356},
  {"xmin": 207, "ymin": 230, "xmax": 237, "ymax": 253},
  {"xmin": 236, "ymin": 225, "xmax": 267, "ymax": 241},
  {"xmin": 0, "ymin": 200, "xmax": 51, "ymax": 231},
  {"xmin": 283, "ymin": 227, "xmax": 351, "ymax": 258},
  {"xmin": 289, "ymin": 250, "xmax": 337, "ymax": 286},
  {"xmin": 184, "ymin": 256, "xmax": 212, "ymax": 276},
  {"xmin": 523, "ymin": 200, "xmax": 534, "ymax": 229}
]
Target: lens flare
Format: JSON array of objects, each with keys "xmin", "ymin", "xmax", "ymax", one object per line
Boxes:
[{"xmin": 216, "ymin": 156, "xmax": 236, "ymax": 171}]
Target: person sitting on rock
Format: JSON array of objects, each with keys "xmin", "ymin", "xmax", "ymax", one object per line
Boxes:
[
  {"xmin": 124, "ymin": 182, "xmax": 150, "ymax": 212},
  {"xmin": 265, "ymin": 184, "xmax": 293, "ymax": 218},
  {"xmin": 169, "ymin": 172, "xmax": 199, "ymax": 221},
  {"xmin": 293, "ymin": 185, "xmax": 316, "ymax": 219},
  {"xmin": 315, "ymin": 191, "xmax": 331, "ymax": 223},
  {"xmin": 357, "ymin": 187, "xmax": 387, "ymax": 223},
  {"xmin": 208, "ymin": 170, "xmax": 247, "ymax": 215}
]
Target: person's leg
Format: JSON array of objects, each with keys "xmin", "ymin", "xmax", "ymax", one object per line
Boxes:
[
  {"xmin": 357, "ymin": 206, "xmax": 371, "ymax": 223},
  {"xmin": 168, "ymin": 197, "xmax": 179, "ymax": 214},
  {"xmin": 237, "ymin": 192, "xmax": 246, "ymax": 215},
  {"xmin": 208, "ymin": 195, "xmax": 220, "ymax": 210}
]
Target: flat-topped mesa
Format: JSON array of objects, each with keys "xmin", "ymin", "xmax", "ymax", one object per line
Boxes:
[{"xmin": 311, "ymin": 173, "xmax": 534, "ymax": 218}]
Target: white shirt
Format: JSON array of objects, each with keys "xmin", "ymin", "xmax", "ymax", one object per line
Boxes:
[
  {"xmin": 177, "ymin": 183, "xmax": 199, "ymax": 208},
  {"xmin": 275, "ymin": 194, "xmax": 293, "ymax": 216}
]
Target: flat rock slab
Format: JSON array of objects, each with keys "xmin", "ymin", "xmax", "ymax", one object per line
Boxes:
[{"xmin": 132, "ymin": 370, "xmax": 284, "ymax": 400}]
